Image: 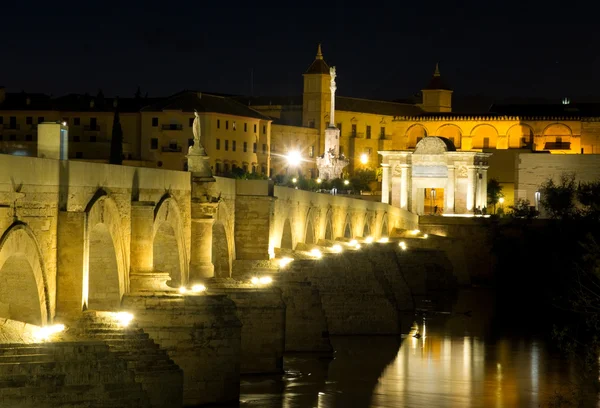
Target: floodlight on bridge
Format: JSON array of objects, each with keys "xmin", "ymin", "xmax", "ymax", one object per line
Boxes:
[
  {"xmin": 378, "ymin": 237, "xmax": 389, "ymax": 243},
  {"xmin": 114, "ymin": 312, "xmax": 134, "ymax": 327},
  {"xmin": 310, "ymin": 248, "xmax": 323, "ymax": 259},
  {"xmin": 178, "ymin": 286, "xmax": 188, "ymax": 294},
  {"xmin": 364, "ymin": 236, "xmax": 374, "ymax": 244},
  {"xmin": 34, "ymin": 324, "xmax": 65, "ymax": 342},
  {"xmin": 331, "ymin": 244, "xmax": 343, "ymax": 253},
  {"xmin": 279, "ymin": 257, "xmax": 294, "ymax": 268},
  {"xmin": 399, "ymin": 241, "xmax": 407, "ymax": 250},
  {"xmin": 191, "ymin": 284, "xmax": 207, "ymax": 293}
]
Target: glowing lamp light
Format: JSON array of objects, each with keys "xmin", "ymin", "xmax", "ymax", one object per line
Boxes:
[
  {"xmin": 331, "ymin": 244, "xmax": 343, "ymax": 253},
  {"xmin": 316, "ymin": 178, "xmax": 322, "ymax": 184},
  {"xmin": 178, "ymin": 286, "xmax": 188, "ymax": 294},
  {"xmin": 378, "ymin": 237, "xmax": 390, "ymax": 243},
  {"xmin": 410, "ymin": 229, "xmax": 420, "ymax": 235},
  {"xmin": 399, "ymin": 241, "xmax": 407, "ymax": 250},
  {"xmin": 360, "ymin": 153, "xmax": 369, "ymax": 164},
  {"xmin": 499, "ymin": 197, "xmax": 505, "ymax": 204},
  {"xmin": 35, "ymin": 324, "xmax": 65, "ymax": 342},
  {"xmin": 191, "ymin": 284, "xmax": 207, "ymax": 293},
  {"xmin": 287, "ymin": 151, "xmax": 302, "ymax": 167},
  {"xmin": 259, "ymin": 276, "xmax": 273, "ymax": 285},
  {"xmin": 279, "ymin": 257, "xmax": 294, "ymax": 268},
  {"xmin": 355, "ymin": 244, "xmax": 362, "ymax": 250},
  {"xmin": 365, "ymin": 236, "xmax": 374, "ymax": 244},
  {"xmin": 348, "ymin": 239, "xmax": 358, "ymax": 246},
  {"xmin": 423, "ymin": 234, "xmax": 429, "ymax": 239},
  {"xmin": 114, "ymin": 312, "xmax": 134, "ymax": 327},
  {"xmin": 62, "ymin": 121, "xmax": 67, "ymax": 126},
  {"xmin": 310, "ymin": 248, "xmax": 323, "ymax": 259},
  {"xmin": 292, "ymin": 177, "xmax": 298, "ymax": 183},
  {"xmin": 343, "ymin": 180, "xmax": 350, "ymax": 186},
  {"xmin": 251, "ymin": 277, "xmax": 259, "ymax": 284}
]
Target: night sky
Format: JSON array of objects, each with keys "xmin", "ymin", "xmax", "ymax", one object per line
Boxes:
[{"xmin": 3, "ymin": 0, "xmax": 599, "ymax": 104}]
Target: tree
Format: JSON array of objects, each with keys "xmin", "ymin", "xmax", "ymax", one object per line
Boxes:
[
  {"xmin": 487, "ymin": 178, "xmax": 503, "ymax": 214},
  {"xmin": 349, "ymin": 169, "xmax": 377, "ymax": 192},
  {"xmin": 577, "ymin": 181, "xmax": 600, "ymax": 219},
  {"xmin": 109, "ymin": 109, "xmax": 123, "ymax": 165},
  {"xmin": 539, "ymin": 173, "xmax": 578, "ymax": 219},
  {"xmin": 508, "ymin": 198, "xmax": 538, "ymax": 219}
]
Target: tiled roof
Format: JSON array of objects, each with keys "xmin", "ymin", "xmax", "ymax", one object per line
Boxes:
[
  {"xmin": 304, "ymin": 44, "xmax": 330, "ymax": 75},
  {"xmin": 0, "ymin": 92, "xmax": 54, "ymax": 111},
  {"xmin": 336, "ymin": 96, "xmax": 423, "ymax": 116},
  {"xmin": 423, "ymin": 64, "xmax": 452, "ymax": 91},
  {"xmin": 141, "ymin": 91, "xmax": 271, "ymax": 120},
  {"xmin": 235, "ymin": 95, "xmax": 303, "ymax": 106}
]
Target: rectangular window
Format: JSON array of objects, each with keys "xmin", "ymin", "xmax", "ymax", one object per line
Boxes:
[
  {"xmin": 380, "ymin": 127, "xmax": 385, "ymax": 138},
  {"xmin": 263, "ymin": 125, "xmax": 266, "ymax": 134},
  {"xmin": 351, "ymin": 124, "xmax": 357, "ymax": 137},
  {"xmin": 75, "ymin": 152, "xmax": 83, "ymax": 159},
  {"xmin": 37, "ymin": 117, "xmax": 44, "ymax": 124},
  {"xmin": 253, "ymin": 143, "xmax": 257, "ymax": 153},
  {"xmin": 215, "ymin": 162, "xmax": 222, "ymax": 174},
  {"xmin": 9, "ymin": 117, "xmax": 16, "ymax": 128},
  {"xmin": 366, "ymin": 125, "xmax": 371, "ymax": 139},
  {"xmin": 152, "ymin": 117, "xmax": 158, "ymax": 127},
  {"xmin": 26, "ymin": 116, "xmax": 32, "ymax": 125},
  {"xmin": 189, "ymin": 118, "xmax": 194, "ymax": 127},
  {"xmin": 243, "ymin": 164, "xmax": 248, "ymax": 172},
  {"xmin": 366, "ymin": 147, "xmax": 372, "ymax": 155},
  {"xmin": 309, "ymin": 145, "xmax": 314, "ymax": 158},
  {"xmin": 9, "ymin": 134, "xmax": 16, "ymax": 141},
  {"xmin": 262, "ymin": 144, "xmax": 267, "ymax": 154},
  {"xmin": 483, "ymin": 137, "xmax": 490, "ymax": 148},
  {"xmin": 0, "ymin": 117, "xmax": 3, "ymax": 124},
  {"xmin": 233, "ymin": 121, "xmax": 236, "ymax": 131},
  {"xmin": 225, "ymin": 140, "xmax": 229, "ymax": 151},
  {"xmin": 232, "ymin": 140, "xmax": 236, "ymax": 151},
  {"xmin": 90, "ymin": 135, "xmax": 97, "ymax": 143},
  {"xmin": 74, "ymin": 117, "xmax": 80, "ymax": 126},
  {"xmin": 74, "ymin": 136, "xmax": 81, "ymax": 142},
  {"xmin": 244, "ymin": 123, "xmax": 247, "ymax": 132},
  {"xmin": 254, "ymin": 124, "xmax": 257, "ymax": 133},
  {"xmin": 224, "ymin": 163, "xmax": 230, "ymax": 173},
  {"xmin": 217, "ymin": 119, "xmax": 220, "ymax": 129},
  {"xmin": 261, "ymin": 165, "xmax": 266, "ymax": 174},
  {"xmin": 226, "ymin": 120, "xmax": 229, "ymax": 130},
  {"xmin": 216, "ymin": 139, "xmax": 220, "ymax": 150},
  {"xmin": 25, "ymin": 134, "xmax": 32, "ymax": 141},
  {"xmin": 252, "ymin": 164, "xmax": 256, "ymax": 173},
  {"xmin": 243, "ymin": 141, "xmax": 247, "ymax": 152},
  {"xmin": 151, "ymin": 138, "xmax": 158, "ymax": 149}
]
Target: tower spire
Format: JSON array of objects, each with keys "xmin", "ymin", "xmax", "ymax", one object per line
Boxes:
[
  {"xmin": 316, "ymin": 43, "xmax": 323, "ymax": 60},
  {"xmin": 434, "ymin": 62, "xmax": 440, "ymax": 77}
]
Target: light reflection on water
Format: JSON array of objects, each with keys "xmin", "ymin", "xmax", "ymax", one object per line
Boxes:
[{"xmin": 230, "ymin": 290, "xmax": 598, "ymax": 408}]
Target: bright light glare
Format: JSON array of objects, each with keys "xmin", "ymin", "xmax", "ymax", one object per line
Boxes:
[
  {"xmin": 360, "ymin": 153, "xmax": 368, "ymax": 164},
  {"xmin": 423, "ymin": 234, "xmax": 429, "ymax": 239},
  {"xmin": 62, "ymin": 121, "xmax": 67, "ymax": 126},
  {"xmin": 378, "ymin": 237, "xmax": 389, "ymax": 243},
  {"xmin": 191, "ymin": 284, "xmax": 206, "ymax": 293},
  {"xmin": 292, "ymin": 177, "xmax": 298, "ymax": 183},
  {"xmin": 410, "ymin": 229, "xmax": 420, "ymax": 235},
  {"xmin": 343, "ymin": 180, "xmax": 350, "ymax": 185},
  {"xmin": 114, "ymin": 312, "xmax": 134, "ymax": 327},
  {"xmin": 355, "ymin": 244, "xmax": 361, "ymax": 249},
  {"xmin": 499, "ymin": 197, "xmax": 505, "ymax": 204},
  {"xmin": 251, "ymin": 277, "xmax": 259, "ymax": 284},
  {"xmin": 279, "ymin": 257, "xmax": 294, "ymax": 268},
  {"xmin": 178, "ymin": 286, "xmax": 187, "ymax": 294},
  {"xmin": 316, "ymin": 178, "xmax": 322, "ymax": 184},
  {"xmin": 365, "ymin": 236, "xmax": 374, "ymax": 244},
  {"xmin": 399, "ymin": 241, "xmax": 407, "ymax": 250},
  {"xmin": 331, "ymin": 244, "xmax": 343, "ymax": 253},
  {"xmin": 287, "ymin": 151, "xmax": 302, "ymax": 167},
  {"xmin": 310, "ymin": 248, "xmax": 322, "ymax": 259},
  {"xmin": 348, "ymin": 239, "xmax": 358, "ymax": 246},
  {"xmin": 259, "ymin": 276, "xmax": 273, "ymax": 284},
  {"xmin": 35, "ymin": 324, "xmax": 65, "ymax": 342}
]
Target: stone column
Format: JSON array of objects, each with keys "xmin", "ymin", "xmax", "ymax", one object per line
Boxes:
[
  {"xmin": 445, "ymin": 165, "xmax": 455, "ymax": 214},
  {"xmin": 190, "ymin": 217, "xmax": 215, "ymax": 281},
  {"xmin": 400, "ymin": 165, "xmax": 409, "ymax": 210},
  {"xmin": 381, "ymin": 164, "xmax": 390, "ymax": 204},
  {"xmin": 466, "ymin": 166, "xmax": 476, "ymax": 212},
  {"xmin": 130, "ymin": 202, "xmax": 155, "ymax": 273},
  {"xmin": 481, "ymin": 167, "xmax": 488, "ymax": 211}
]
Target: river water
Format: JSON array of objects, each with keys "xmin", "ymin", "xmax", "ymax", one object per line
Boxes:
[{"xmin": 234, "ymin": 289, "xmax": 600, "ymax": 408}]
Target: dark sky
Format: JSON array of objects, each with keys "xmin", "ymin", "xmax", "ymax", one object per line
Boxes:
[{"xmin": 2, "ymin": 0, "xmax": 599, "ymax": 103}]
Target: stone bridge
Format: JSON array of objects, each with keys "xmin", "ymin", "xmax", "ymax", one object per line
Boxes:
[{"xmin": 0, "ymin": 153, "xmax": 418, "ymax": 406}]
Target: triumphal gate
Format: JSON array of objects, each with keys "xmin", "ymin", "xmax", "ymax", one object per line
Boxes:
[{"xmin": 380, "ymin": 137, "xmax": 491, "ymax": 215}]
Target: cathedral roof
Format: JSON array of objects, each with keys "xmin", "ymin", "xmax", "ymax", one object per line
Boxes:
[
  {"xmin": 336, "ymin": 96, "xmax": 423, "ymax": 116},
  {"xmin": 304, "ymin": 44, "xmax": 330, "ymax": 75},
  {"xmin": 141, "ymin": 91, "xmax": 271, "ymax": 120},
  {"xmin": 423, "ymin": 63, "xmax": 452, "ymax": 91}
]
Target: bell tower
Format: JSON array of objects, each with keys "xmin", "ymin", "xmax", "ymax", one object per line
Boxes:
[
  {"xmin": 421, "ymin": 63, "xmax": 453, "ymax": 112},
  {"xmin": 302, "ymin": 44, "xmax": 331, "ymax": 156}
]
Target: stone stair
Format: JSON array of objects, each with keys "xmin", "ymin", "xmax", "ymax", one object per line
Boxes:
[
  {"xmin": 75, "ymin": 311, "xmax": 183, "ymax": 408},
  {"xmin": 0, "ymin": 341, "xmax": 151, "ymax": 408}
]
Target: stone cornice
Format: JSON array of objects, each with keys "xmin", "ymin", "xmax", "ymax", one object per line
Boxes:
[{"xmin": 392, "ymin": 115, "xmax": 598, "ymax": 122}]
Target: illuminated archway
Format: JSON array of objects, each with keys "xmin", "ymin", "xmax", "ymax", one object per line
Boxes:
[
  {"xmin": 280, "ymin": 218, "xmax": 293, "ymax": 249},
  {"xmin": 212, "ymin": 221, "xmax": 231, "ymax": 278},
  {"xmin": 153, "ymin": 196, "xmax": 187, "ymax": 285},
  {"xmin": 471, "ymin": 124, "xmax": 498, "ymax": 149},
  {"xmin": 343, "ymin": 214, "xmax": 353, "ymax": 239},
  {"xmin": 0, "ymin": 223, "xmax": 49, "ymax": 325},
  {"xmin": 436, "ymin": 124, "xmax": 462, "ymax": 148},
  {"xmin": 507, "ymin": 124, "xmax": 535, "ymax": 148},
  {"xmin": 406, "ymin": 124, "xmax": 428, "ymax": 148},
  {"xmin": 381, "ymin": 213, "xmax": 389, "ymax": 237},
  {"xmin": 305, "ymin": 218, "xmax": 316, "ymax": 245}
]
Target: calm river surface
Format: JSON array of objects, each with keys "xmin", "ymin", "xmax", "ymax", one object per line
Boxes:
[{"xmin": 234, "ymin": 289, "xmax": 600, "ymax": 408}]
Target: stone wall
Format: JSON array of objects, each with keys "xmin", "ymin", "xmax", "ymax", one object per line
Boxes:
[{"xmin": 122, "ymin": 293, "xmax": 241, "ymax": 407}]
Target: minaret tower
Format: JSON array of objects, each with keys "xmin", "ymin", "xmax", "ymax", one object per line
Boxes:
[
  {"xmin": 303, "ymin": 44, "xmax": 331, "ymax": 156},
  {"xmin": 421, "ymin": 63, "xmax": 453, "ymax": 112}
]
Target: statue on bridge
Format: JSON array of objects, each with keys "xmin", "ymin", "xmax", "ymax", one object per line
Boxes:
[{"xmin": 186, "ymin": 110, "xmax": 214, "ymax": 179}]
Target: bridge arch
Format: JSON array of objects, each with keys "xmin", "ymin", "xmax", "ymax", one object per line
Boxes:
[
  {"xmin": 280, "ymin": 218, "xmax": 293, "ymax": 250},
  {"xmin": 0, "ymin": 223, "xmax": 50, "ymax": 325},
  {"xmin": 212, "ymin": 221, "xmax": 231, "ymax": 278},
  {"xmin": 324, "ymin": 209, "xmax": 334, "ymax": 241},
  {"xmin": 362, "ymin": 212, "xmax": 374, "ymax": 237},
  {"xmin": 380, "ymin": 213, "xmax": 390, "ymax": 237},
  {"xmin": 153, "ymin": 195, "xmax": 188, "ymax": 285},
  {"xmin": 406, "ymin": 124, "xmax": 428, "ymax": 148},
  {"xmin": 471, "ymin": 124, "xmax": 498, "ymax": 149},
  {"xmin": 342, "ymin": 213, "xmax": 353, "ymax": 239},
  {"xmin": 85, "ymin": 191, "xmax": 127, "ymax": 311}
]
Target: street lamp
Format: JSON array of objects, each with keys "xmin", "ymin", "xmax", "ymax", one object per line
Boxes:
[
  {"xmin": 286, "ymin": 151, "xmax": 302, "ymax": 167},
  {"xmin": 343, "ymin": 180, "xmax": 350, "ymax": 186},
  {"xmin": 499, "ymin": 197, "xmax": 505, "ymax": 213},
  {"xmin": 360, "ymin": 153, "xmax": 368, "ymax": 165}
]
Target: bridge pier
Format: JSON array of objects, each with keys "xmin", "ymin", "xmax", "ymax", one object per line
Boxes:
[
  {"xmin": 56, "ymin": 211, "xmax": 86, "ymax": 321},
  {"xmin": 190, "ymin": 204, "xmax": 216, "ymax": 282}
]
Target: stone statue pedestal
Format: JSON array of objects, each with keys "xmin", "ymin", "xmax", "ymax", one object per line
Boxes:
[
  {"xmin": 317, "ymin": 127, "xmax": 348, "ymax": 180},
  {"xmin": 187, "ymin": 146, "xmax": 214, "ymax": 181}
]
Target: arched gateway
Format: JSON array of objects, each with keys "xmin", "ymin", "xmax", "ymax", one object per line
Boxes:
[{"xmin": 379, "ymin": 137, "xmax": 491, "ymax": 215}]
